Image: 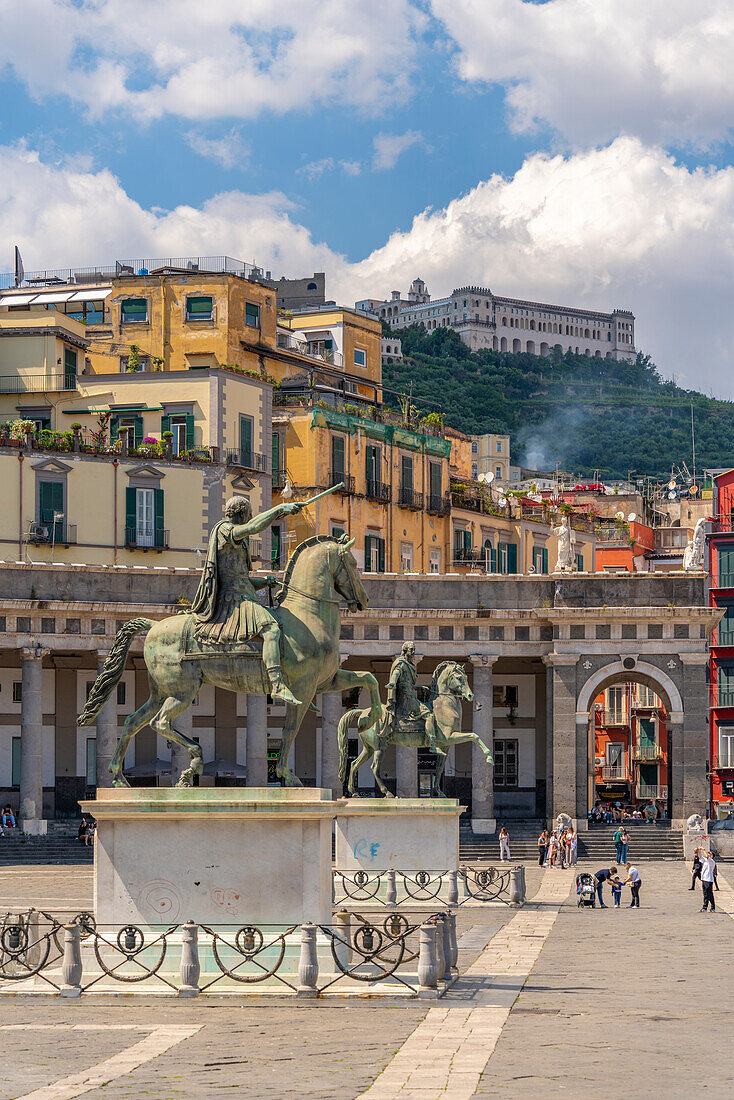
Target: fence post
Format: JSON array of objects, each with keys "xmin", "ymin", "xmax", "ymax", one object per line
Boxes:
[
  {"xmin": 333, "ymin": 909, "xmax": 352, "ymax": 972},
  {"xmin": 441, "ymin": 915, "xmax": 453, "ymax": 981},
  {"xmin": 432, "ymin": 917, "xmax": 446, "ymax": 983},
  {"xmin": 460, "ymin": 866, "xmax": 471, "ymax": 901},
  {"xmin": 178, "ymin": 921, "xmax": 200, "ymax": 998},
  {"xmin": 60, "ymin": 923, "xmax": 82, "ymax": 998},
  {"xmin": 297, "ymin": 923, "xmax": 319, "ymax": 998},
  {"xmin": 385, "ymin": 868, "xmax": 397, "ymax": 907},
  {"xmin": 447, "ymin": 869, "xmax": 459, "ymax": 907},
  {"xmin": 417, "ymin": 921, "xmax": 438, "ymax": 996},
  {"xmin": 447, "ymin": 911, "xmax": 459, "ymax": 971},
  {"xmin": 509, "ymin": 865, "xmax": 525, "ymax": 906}
]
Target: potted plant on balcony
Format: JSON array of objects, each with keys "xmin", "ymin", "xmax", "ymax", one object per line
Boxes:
[
  {"xmin": 70, "ymin": 422, "xmax": 82, "ymax": 452},
  {"xmin": 161, "ymin": 430, "xmax": 173, "ymax": 458},
  {"xmin": 139, "ymin": 435, "xmax": 160, "ymax": 457}
]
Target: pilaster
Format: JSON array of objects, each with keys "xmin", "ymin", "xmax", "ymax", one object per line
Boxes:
[
  {"xmin": 468, "ymin": 655, "xmax": 498, "ymax": 833},
  {"xmin": 245, "ymin": 694, "xmax": 268, "ymax": 787},
  {"xmin": 19, "ymin": 645, "xmax": 49, "ymax": 834}
]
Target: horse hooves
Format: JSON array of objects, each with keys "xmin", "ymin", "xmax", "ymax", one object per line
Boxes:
[{"xmin": 112, "ymin": 776, "xmax": 130, "ymax": 788}]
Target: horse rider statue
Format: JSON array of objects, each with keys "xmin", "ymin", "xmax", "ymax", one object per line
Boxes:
[
  {"xmin": 383, "ymin": 641, "xmax": 446, "ymax": 755},
  {"xmin": 189, "ymin": 494, "xmax": 304, "ymax": 706}
]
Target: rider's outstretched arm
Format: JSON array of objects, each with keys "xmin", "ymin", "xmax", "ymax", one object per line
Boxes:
[{"xmin": 232, "ymin": 502, "xmax": 301, "ymax": 540}]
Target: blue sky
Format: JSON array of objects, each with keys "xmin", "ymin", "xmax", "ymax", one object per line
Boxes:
[{"xmin": 1, "ymin": 1, "xmax": 734, "ymax": 392}]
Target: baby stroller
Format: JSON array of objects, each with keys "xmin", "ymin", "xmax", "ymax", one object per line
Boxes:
[{"xmin": 577, "ymin": 872, "xmax": 596, "ymax": 908}]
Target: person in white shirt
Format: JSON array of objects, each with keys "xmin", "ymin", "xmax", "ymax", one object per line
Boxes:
[
  {"xmin": 499, "ymin": 826, "xmax": 511, "ymax": 862},
  {"xmin": 623, "ymin": 863, "xmax": 642, "ymax": 907},
  {"xmin": 700, "ymin": 851, "xmax": 717, "ymax": 913}
]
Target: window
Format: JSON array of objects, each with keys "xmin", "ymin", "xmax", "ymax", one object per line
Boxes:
[
  {"xmin": 239, "ymin": 415, "xmax": 254, "ymax": 467},
  {"xmin": 272, "ymin": 432, "xmax": 282, "ymax": 483},
  {"xmin": 719, "ymin": 603, "xmax": 734, "ymax": 645},
  {"xmin": 718, "ymin": 544, "xmax": 734, "ymax": 587},
  {"xmin": 331, "ymin": 435, "xmax": 345, "ymax": 483},
  {"xmin": 38, "ymin": 480, "xmax": 64, "ymax": 542},
  {"xmin": 161, "ymin": 413, "xmax": 193, "ymax": 455},
  {"xmin": 110, "ymin": 414, "xmax": 143, "ymax": 449},
  {"xmin": 471, "ymin": 440, "xmax": 478, "ymax": 454},
  {"xmin": 718, "ymin": 667, "xmax": 734, "ymax": 707},
  {"xmin": 400, "ymin": 542, "xmax": 414, "ymax": 573},
  {"xmin": 126, "ymin": 486, "xmax": 164, "ymax": 549},
  {"xmin": 12, "ymin": 737, "xmax": 20, "ymax": 786},
  {"xmin": 12, "ymin": 682, "xmax": 22, "ymax": 704},
  {"xmin": 271, "ymin": 524, "xmax": 283, "ymax": 569},
  {"xmin": 496, "ymin": 441, "xmax": 502, "ymax": 453},
  {"xmin": 497, "ymin": 541, "xmax": 517, "ymax": 574},
  {"xmin": 496, "ymin": 465, "xmax": 502, "ymax": 478},
  {"xmin": 364, "ymin": 534, "xmax": 385, "ymax": 573},
  {"xmin": 401, "ymin": 454, "xmax": 413, "ymax": 502},
  {"xmin": 606, "ymin": 686, "xmax": 627, "ymax": 724},
  {"xmin": 429, "ymin": 461, "xmax": 441, "ymax": 506},
  {"xmin": 86, "ymin": 738, "xmax": 96, "ymax": 786},
  {"xmin": 365, "ymin": 444, "xmax": 381, "ymax": 495},
  {"xmin": 429, "ymin": 549, "xmax": 441, "ymax": 574},
  {"xmin": 63, "ymin": 346, "xmax": 77, "ymax": 388},
  {"xmin": 329, "ymin": 521, "xmax": 346, "ymax": 539},
  {"xmin": 120, "ymin": 298, "xmax": 148, "ymax": 323},
  {"xmin": 185, "ymin": 295, "xmax": 213, "ymax": 321},
  {"xmin": 718, "ymin": 726, "xmax": 734, "ymax": 768},
  {"xmin": 576, "ymin": 552, "xmax": 584, "ymax": 572},
  {"xmin": 245, "ymin": 302, "xmax": 260, "ymax": 328},
  {"xmin": 453, "ymin": 527, "xmax": 471, "ymax": 562},
  {"xmin": 532, "ymin": 545, "xmax": 549, "ymax": 573},
  {"xmin": 354, "ymin": 348, "xmax": 366, "ymax": 368},
  {"xmin": 117, "ymin": 681, "xmax": 126, "ymax": 706},
  {"xmin": 494, "ymin": 739, "xmax": 518, "ymax": 789},
  {"xmin": 471, "ymin": 463, "xmax": 478, "ymax": 479},
  {"xmin": 494, "ymin": 685, "xmax": 518, "ymax": 707}
]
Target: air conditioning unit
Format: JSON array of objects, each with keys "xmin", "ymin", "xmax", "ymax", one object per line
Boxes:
[
  {"xmin": 595, "ymin": 756, "xmax": 604, "ymax": 766},
  {"xmin": 28, "ymin": 522, "xmax": 48, "ymax": 542}
]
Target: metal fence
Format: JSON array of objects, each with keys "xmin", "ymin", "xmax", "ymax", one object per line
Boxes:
[{"xmin": 332, "ymin": 866, "xmax": 515, "ymax": 907}]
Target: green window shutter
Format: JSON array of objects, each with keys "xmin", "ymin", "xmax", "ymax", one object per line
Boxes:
[
  {"xmin": 507, "ymin": 543, "xmax": 518, "ymax": 574},
  {"xmin": 271, "ymin": 525, "xmax": 281, "ymax": 567},
  {"xmin": 364, "ymin": 535, "xmax": 371, "ymax": 569},
  {"xmin": 272, "ymin": 434, "xmax": 281, "ymax": 477},
  {"xmin": 125, "ymin": 487, "xmax": 136, "ymax": 537},
  {"xmin": 161, "ymin": 414, "xmax": 171, "ymax": 435},
  {"xmin": 402, "ymin": 455, "xmax": 413, "ymax": 492},
  {"xmin": 490, "ymin": 546, "xmax": 498, "ymax": 573},
  {"xmin": 186, "ymin": 295, "xmax": 213, "ymax": 319},
  {"xmin": 134, "ymin": 415, "xmax": 143, "ymax": 447},
  {"xmin": 39, "ymin": 481, "xmax": 63, "ymax": 532},
  {"xmin": 721, "ymin": 605, "xmax": 734, "ymax": 644},
  {"xmin": 121, "ymin": 298, "xmax": 147, "ymax": 321},
  {"xmin": 332, "ymin": 435, "xmax": 345, "ymax": 478},
  {"xmin": 378, "ymin": 537, "xmax": 385, "ymax": 573},
  {"xmin": 185, "ymin": 413, "xmax": 195, "ymax": 450},
  {"xmin": 576, "ymin": 552, "xmax": 584, "ymax": 572},
  {"xmin": 109, "ymin": 416, "xmax": 119, "ymax": 444},
  {"xmin": 245, "ymin": 302, "xmax": 260, "ymax": 327},
  {"xmin": 719, "ymin": 544, "xmax": 734, "ymax": 584},
  {"xmin": 154, "ymin": 489, "xmax": 164, "ymax": 547},
  {"xmin": 542, "ymin": 547, "xmax": 549, "ymax": 574},
  {"xmin": 240, "ymin": 417, "xmax": 253, "ymax": 461}
]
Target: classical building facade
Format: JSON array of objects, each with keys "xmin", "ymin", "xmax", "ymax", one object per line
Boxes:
[
  {"xmin": 357, "ymin": 279, "xmax": 636, "ymax": 361},
  {"xmin": 0, "ymin": 565, "xmax": 715, "ymax": 832}
]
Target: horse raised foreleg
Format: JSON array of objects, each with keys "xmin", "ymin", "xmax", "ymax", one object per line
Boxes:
[
  {"xmin": 323, "ymin": 669, "xmax": 382, "ymax": 731},
  {"xmin": 276, "ymin": 700, "xmax": 309, "ymax": 786},
  {"xmin": 152, "ymin": 695, "xmax": 202, "ymax": 788},
  {"xmin": 370, "ymin": 746, "xmax": 393, "ymax": 798},
  {"xmin": 109, "ymin": 692, "xmax": 163, "ymax": 787},
  {"xmin": 444, "ymin": 731, "xmax": 494, "ymax": 765}
]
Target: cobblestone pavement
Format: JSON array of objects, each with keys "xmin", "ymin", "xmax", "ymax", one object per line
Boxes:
[{"xmin": 1, "ymin": 862, "xmax": 727, "ymax": 1099}]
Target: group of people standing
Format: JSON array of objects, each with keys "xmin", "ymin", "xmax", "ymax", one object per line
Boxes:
[
  {"xmin": 613, "ymin": 826, "xmax": 631, "ymax": 864},
  {"xmin": 594, "ymin": 865, "xmax": 642, "ymax": 907},
  {"xmin": 537, "ymin": 827, "xmax": 577, "ymax": 867}
]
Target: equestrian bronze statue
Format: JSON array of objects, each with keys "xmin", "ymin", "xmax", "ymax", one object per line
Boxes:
[{"xmin": 78, "ymin": 489, "xmax": 381, "ymax": 787}]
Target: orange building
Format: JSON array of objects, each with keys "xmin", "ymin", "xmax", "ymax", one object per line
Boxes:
[{"xmin": 592, "ymin": 682, "xmax": 669, "ymax": 813}]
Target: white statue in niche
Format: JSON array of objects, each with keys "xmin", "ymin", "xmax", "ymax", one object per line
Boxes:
[
  {"xmin": 683, "ymin": 517, "xmax": 706, "ymax": 571},
  {"xmin": 553, "ymin": 514, "xmax": 577, "ymax": 572}
]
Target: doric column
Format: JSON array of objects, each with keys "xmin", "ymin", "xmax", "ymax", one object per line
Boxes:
[
  {"xmin": 396, "ymin": 745, "xmax": 418, "ymax": 798},
  {"xmin": 246, "ymin": 694, "xmax": 268, "ymax": 787},
  {"xmin": 468, "ymin": 655, "xmax": 497, "ymax": 834},
  {"xmin": 677, "ymin": 653, "xmax": 709, "ymax": 826},
  {"xmin": 95, "ymin": 650, "xmax": 117, "ymax": 789},
  {"xmin": 320, "ymin": 691, "xmax": 343, "ymax": 799},
  {"xmin": 543, "ymin": 653, "xmax": 580, "ymax": 826},
  {"xmin": 170, "ymin": 703, "xmax": 194, "ymax": 786},
  {"xmin": 19, "ymin": 645, "xmax": 49, "ymax": 834}
]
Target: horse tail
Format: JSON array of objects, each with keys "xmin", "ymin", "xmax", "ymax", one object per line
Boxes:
[
  {"xmin": 77, "ymin": 618, "xmax": 153, "ymax": 725},
  {"xmin": 338, "ymin": 708, "xmax": 361, "ymax": 782}
]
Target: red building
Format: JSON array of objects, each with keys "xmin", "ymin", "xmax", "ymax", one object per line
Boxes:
[
  {"xmin": 592, "ymin": 683, "xmax": 669, "ymax": 812},
  {"xmin": 708, "ymin": 470, "xmax": 734, "ymax": 817}
]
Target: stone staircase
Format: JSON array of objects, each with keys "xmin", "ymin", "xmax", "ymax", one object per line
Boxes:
[
  {"xmin": 459, "ymin": 820, "xmax": 684, "ymax": 862},
  {"xmin": 0, "ymin": 821, "xmax": 94, "ymax": 865}
]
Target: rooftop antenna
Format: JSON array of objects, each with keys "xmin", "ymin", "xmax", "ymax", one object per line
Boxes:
[{"xmin": 691, "ymin": 401, "xmax": 697, "ymax": 485}]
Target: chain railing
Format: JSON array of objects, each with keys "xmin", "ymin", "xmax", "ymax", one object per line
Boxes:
[
  {"xmin": 333, "ymin": 865, "xmax": 514, "ymax": 906},
  {"xmin": 0, "ymin": 909, "xmax": 462, "ymax": 998}
]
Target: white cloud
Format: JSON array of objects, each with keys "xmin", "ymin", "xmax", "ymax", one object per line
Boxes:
[
  {"xmin": 430, "ymin": 0, "xmax": 734, "ymax": 147},
  {"xmin": 372, "ymin": 130, "xmax": 423, "ymax": 171},
  {"xmin": 296, "ymin": 158, "xmax": 336, "ymax": 182},
  {"xmin": 340, "ymin": 160, "xmax": 362, "ymax": 177},
  {"xmin": 0, "ymin": 0, "xmax": 426, "ymax": 121},
  {"xmin": 183, "ymin": 129, "xmax": 249, "ymax": 169},
  {"xmin": 4, "ymin": 140, "xmax": 734, "ymax": 396}
]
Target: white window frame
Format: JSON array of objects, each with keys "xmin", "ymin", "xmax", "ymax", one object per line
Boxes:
[
  {"xmin": 718, "ymin": 727, "xmax": 734, "ymax": 768},
  {"xmin": 353, "ymin": 347, "xmax": 366, "ymax": 368}
]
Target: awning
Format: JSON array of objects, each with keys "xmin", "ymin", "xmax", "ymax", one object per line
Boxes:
[
  {"xmin": 0, "ymin": 292, "xmax": 38, "ymax": 306},
  {"xmin": 68, "ymin": 288, "xmax": 111, "ymax": 302},
  {"xmin": 29, "ymin": 289, "xmax": 75, "ymax": 304}
]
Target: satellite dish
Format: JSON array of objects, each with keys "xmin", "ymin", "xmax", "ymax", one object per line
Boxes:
[
  {"xmin": 668, "ymin": 491, "xmax": 677, "ymax": 501},
  {"xmin": 527, "ymin": 564, "xmax": 536, "ymax": 573},
  {"xmin": 689, "ymin": 484, "xmax": 699, "ymax": 496},
  {"xmin": 668, "ymin": 479, "xmax": 676, "ymax": 491},
  {"xmin": 628, "ymin": 512, "xmax": 637, "ymax": 522},
  {"xmin": 615, "ymin": 511, "xmax": 625, "ymax": 521},
  {"xmin": 478, "ymin": 471, "xmax": 494, "ymax": 484}
]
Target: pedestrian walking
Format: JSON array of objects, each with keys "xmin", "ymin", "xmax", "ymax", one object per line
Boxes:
[
  {"xmin": 537, "ymin": 829, "xmax": 548, "ymax": 867},
  {"xmin": 567, "ymin": 827, "xmax": 578, "ymax": 867},
  {"xmin": 623, "ymin": 863, "xmax": 642, "ymax": 907},
  {"xmin": 700, "ymin": 851, "xmax": 717, "ymax": 913},
  {"xmin": 620, "ymin": 828, "xmax": 630, "ymax": 865},
  {"xmin": 593, "ymin": 866, "xmax": 617, "ymax": 907},
  {"xmin": 690, "ymin": 847, "xmax": 703, "ymax": 890},
  {"xmin": 613, "ymin": 825, "xmax": 623, "ymax": 863},
  {"xmin": 499, "ymin": 826, "xmax": 511, "ymax": 863}
]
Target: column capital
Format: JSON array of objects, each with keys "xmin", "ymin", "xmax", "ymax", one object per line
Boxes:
[
  {"xmin": 467, "ymin": 654, "xmax": 499, "ymax": 668},
  {"xmin": 542, "ymin": 653, "xmax": 580, "ymax": 667},
  {"xmin": 21, "ymin": 645, "xmax": 50, "ymax": 661},
  {"xmin": 677, "ymin": 653, "xmax": 710, "ymax": 666}
]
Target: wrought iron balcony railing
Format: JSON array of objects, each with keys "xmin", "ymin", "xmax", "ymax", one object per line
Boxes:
[
  {"xmin": 125, "ymin": 527, "xmax": 169, "ymax": 551},
  {"xmin": 0, "ymin": 373, "xmax": 77, "ymax": 394},
  {"xmin": 225, "ymin": 449, "xmax": 268, "ymax": 473},
  {"xmin": 329, "ymin": 472, "xmax": 355, "ymax": 494},
  {"xmin": 399, "ymin": 486, "xmax": 423, "ymax": 510},
  {"xmin": 631, "ymin": 744, "xmax": 665, "ymax": 763},
  {"xmin": 426, "ymin": 491, "xmax": 450, "ymax": 516},
  {"xmin": 635, "ymin": 783, "xmax": 668, "ymax": 800},
  {"xmin": 600, "ymin": 764, "xmax": 628, "ymax": 781},
  {"xmin": 365, "ymin": 479, "xmax": 391, "ymax": 503}
]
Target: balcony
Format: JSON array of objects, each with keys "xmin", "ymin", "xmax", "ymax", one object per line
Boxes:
[
  {"xmin": 399, "ymin": 486, "xmax": 423, "ymax": 510},
  {"xmin": 712, "ymin": 755, "xmax": 734, "ymax": 771},
  {"xmin": 710, "ymin": 685, "xmax": 734, "ymax": 708},
  {"xmin": 275, "ymin": 331, "xmax": 344, "ymax": 368},
  {"xmin": 26, "ymin": 522, "xmax": 77, "ymax": 546},
  {"xmin": 0, "ymin": 373, "xmax": 77, "ymax": 394},
  {"xmin": 125, "ymin": 527, "xmax": 169, "ymax": 551},
  {"xmin": 426, "ymin": 491, "xmax": 451, "ymax": 516},
  {"xmin": 598, "ymin": 709, "xmax": 629, "ymax": 727},
  {"xmin": 328, "ymin": 472, "xmax": 355, "ymax": 494},
  {"xmin": 631, "ymin": 744, "xmax": 665, "ymax": 763},
  {"xmin": 716, "ymin": 573, "xmax": 734, "ymax": 589},
  {"xmin": 1, "ymin": 255, "xmax": 256, "ymax": 290},
  {"xmin": 600, "ymin": 764, "xmax": 628, "ymax": 781},
  {"xmin": 636, "ymin": 783, "xmax": 668, "ymax": 800},
  {"xmin": 225, "ymin": 449, "xmax": 268, "ymax": 473},
  {"xmin": 365, "ymin": 479, "xmax": 391, "ymax": 504}
]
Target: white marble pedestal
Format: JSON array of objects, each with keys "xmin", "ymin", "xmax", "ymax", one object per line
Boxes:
[
  {"xmin": 80, "ymin": 788, "xmax": 337, "ymax": 926},
  {"xmin": 335, "ymin": 798, "xmax": 461, "ymax": 873}
]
